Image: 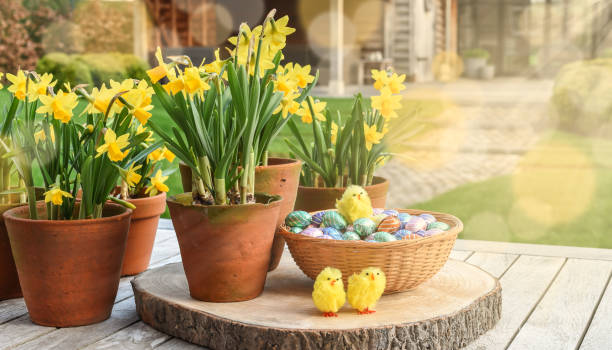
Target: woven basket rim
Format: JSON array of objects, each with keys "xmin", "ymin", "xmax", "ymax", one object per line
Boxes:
[{"xmin": 279, "ymin": 208, "xmax": 463, "ymax": 248}]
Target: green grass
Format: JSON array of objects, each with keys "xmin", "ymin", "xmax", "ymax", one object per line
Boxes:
[{"xmin": 412, "ymin": 131, "xmax": 612, "ymax": 249}]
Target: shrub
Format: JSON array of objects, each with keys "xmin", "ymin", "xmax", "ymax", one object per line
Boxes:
[
  {"xmin": 551, "ymin": 58, "xmax": 612, "ymax": 134},
  {"xmin": 462, "ymin": 48, "xmax": 490, "ymax": 61}
]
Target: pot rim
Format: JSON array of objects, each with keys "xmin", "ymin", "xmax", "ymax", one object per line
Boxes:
[
  {"xmin": 2, "ymin": 202, "xmax": 132, "ymax": 225},
  {"xmin": 297, "ymin": 175, "xmax": 389, "ymax": 190},
  {"xmin": 122, "ymin": 191, "xmax": 167, "ymax": 204},
  {"xmin": 168, "ymin": 192, "xmax": 283, "ymax": 209},
  {"xmin": 255, "ymin": 157, "xmax": 301, "ymax": 169}
]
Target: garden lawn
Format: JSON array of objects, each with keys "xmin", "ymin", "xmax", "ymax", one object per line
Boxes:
[{"xmin": 412, "ymin": 131, "xmax": 612, "ymax": 249}]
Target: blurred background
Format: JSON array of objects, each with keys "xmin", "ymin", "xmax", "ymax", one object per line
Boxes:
[{"xmin": 3, "ymin": 0, "xmax": 612, "ymax": 249}]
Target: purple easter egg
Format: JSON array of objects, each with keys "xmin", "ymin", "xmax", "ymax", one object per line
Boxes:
[
  {"xmin": 311, "ymin": 211, "xmax": 326, "ymax": 226},
  {"xmin": 320, "ymin": 235, "xmax": 333, "ymax": 240},
  {"xmin": 382, "ymin": 209, "xmax": 399, "ymax": 217},
  {"xmin": 403, "ymin": 217, "xmax": 427, "ymax": 232},
  {"xmin": 372, "ymin": 208, "xmax": 385, "ymax": 215},
  {"xmin": 425, "ymin": 228, "xmax": 445, "ymax": 236},
  {"xmin": 419, "ymin": 213, "xmax": 436, "ymax": 224},
  {"xmin": 301, "ymin": 227, "xmax": 323, "ymax": 238}
]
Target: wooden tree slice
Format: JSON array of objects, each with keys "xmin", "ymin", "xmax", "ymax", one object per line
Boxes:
[{"xmin": 132, "ymin": 256, "xmax": 501, "ymax": 350}]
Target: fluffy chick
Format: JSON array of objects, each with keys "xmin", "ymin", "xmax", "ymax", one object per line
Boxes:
[
  {"xmin": 312, "ymin": 267, "xmax": 346, "ymax": 317},
  {"xmin": 336, "ymin": 185, "xmax": 373, "ymax": 224},
  {"xmin": 347, "ymin": 267, "xmax": 386, "ymax": 314}
]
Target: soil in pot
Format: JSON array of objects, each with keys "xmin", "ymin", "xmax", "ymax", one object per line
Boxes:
[
  {"xmin": 4, "ymin": 203, "xmax": 132, "ymax": 327},
  {"xmin": 179, "ymin": 158, "xmax": 302, "ymax": 272},
  {"xmin": 167, "ymin": 192, "xmax": 282, "ymax": 302},
  {"xmin": 120, "ymin": 192, "xmax": 167, "ymax": 276},
  {"xmin": 294, "ymin": 176, "xmax": 389, "ymax": 213}
]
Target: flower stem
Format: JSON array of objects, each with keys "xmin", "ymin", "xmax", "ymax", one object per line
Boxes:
[
  {"xmin": 26, "ymin": 186, "xmax": 37, "ymax": 220},
  {"xmin": 214, "ymin": 178, "xmax": 226, "ymax": 205}
]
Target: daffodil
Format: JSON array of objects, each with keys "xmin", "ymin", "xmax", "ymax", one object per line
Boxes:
[
  {"xmin": 124, "ymin": 163, "xmax": 142, "ymax": 187},
  {"xmin": 136, "ymin": 125, "xmax": 154, "ymax": 142},
  {"xmin": 228, "ymin": 24, "xmax": 262, "ymax": 66},
  {"xmin": 371, "ymin": 69, "xmax": 389, "ymax": 91},
  {"xmin": 6, "ymin": 70, "xmax": 30, "ymax": 100},
  {"xmin": 331, "ymin": 121, "xmax": 339, "ymax": 144},
  {"xmin": 145, "ymin": 170, "xmax": 169, "ymax": 196},
  {"xmin": 96, "ymin": 129, "xmax": 130, "ymax": 162},
  {"xmin": 387, "ymin": 73, "xmax": 406, "ymax": 94},
  {"xmin": 203, "ymin": 48, "xmax": 225, "ymax": 75},
  {"xmin": 164, "ymin": 73, "xmax": 185, "ymax": 95},
  {"xmin": 148, "ymin": 146, "xmax": 175, "ymax": 162},
  {"xmin": 34, "ymin": 125, "xmax": 55, "ymax": 143},
  {"xmin": 44, "ymin": 185, "xmax": 73, "ymax": 205},
  {"xmin": 296, "ymin": 97, "xmax": 326, "ymax": 124},
  {"xmin": 273, "ymin": 91, "xmax": 300, "ymax": 118},
  {"xmin": 147, "ymin": 47, "xmax": 170, "ymax": 83},
  {"xmin": 371, "ymin": 87, "xmax": 402, "ymax": 119},
  {"xmin": 363, "ymin": 123, "xmax": 384, "ymax": 151},
  {"xmin": 36, "ymin": 91, "xmax": 78, "ymax": 123},
  {"xmin": 286, "ymin": 63, "xmax": 314, "ymax": 88},
  {"xmin": 274, "ymin": 73, "xmax": 297, "ymax": 96},
  {"xmin": 264, "ymin": 15, "xmax": 296, "ymax": 50},
  {"xmin": 110, "ymin": 79, "xmax": 135, "ymax": 92},
  {"xmin": 183, "ymin": 67, "xmax": 210, "ymax": 95},
  {"xmin": 0, "ymin": 72, "xmax": 3, "ymax": 90},
  {"xmin": 87, "ymin": 84, "xmax": 121, "ymax": 117},
  {"xmin": 30, "ymin": 73, "xmax": 56, "ymax": 100}
]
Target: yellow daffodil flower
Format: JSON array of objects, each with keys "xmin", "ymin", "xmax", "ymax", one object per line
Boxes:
[
  {"xmin": 124, "ymin": 163, "xmax": 142, "ymax": 187},
  {"xmin": 264, "ymin": 15, "xmax": 296, "ymax": 50},
  {"xmin": 371, "ymin": 87, "xmax": 402, "ymax": 119},
  {"xmin": 85, "ymin": 124, "xmax": 94, "ymax": 133},
  {"xmin": 36, "ymin": 91, "xmax": 78, "ymax": 123},
  {"xmin": 136, "ymin": 125, "xmax": 154, "ymax": 142},
  {"xmin": 145, "ymin": 170, "xmax": 169, "ymax": 196},
  {"xmin": 183, "ymin": 67, "xmax": 210, "ymax": 95},
  {"xmin": 371, "ymin": 69, "xmax": 389, "ymax": 91},
  {"xmin": 164, "ymin": 73, "xmax": 185, "ymax": 95},
  {"xmin": 331, "ymin": 121, "xmax": 339, "ymax": 144},
  {"xmin": 0, "ymin": 72, "xmax": 3, "ymax": 90},
  {"xmin": 96, "ymin": 129, "xmax": 130, "ymax": 162},
  {"xmin": 110, "ymin": 79, "xmax": 135, "ymax": 92},
  {"xmin": 162, "ymin": 147, "xmax": 176, "ymax": 162},
  {"xmin": 274, "ymin": 73, "xmax": 297, "ymax": 96},
  {"xmin": 296, "ymin": 97, "xmax": 326, "ymax": 124},
  {"xmin": 203, "ymin": 48, "xmax": 225, "ymax": 75},
  {"xmin": 30, "ymin": 73, "xmax": 56, "ymax": 101},
  {"xmin": 387, "ymin": 73, "xmax": 406, "ymax": 94},
  {"xmin": 6, "ymin": 70, "xmax": 30, "ymax": 100},
  {"xmin": 87, "ymin": 84, "xmax": 121, "ymax": 117},
  {"xmin": 229, "ymin": 24, "xmax": 262, "ymax": 65},
  {"xmin": 147, "ymin": 47, "xmax": 170, "ymax": 83},
  {"xmin": 44, "ymin": 185, "xmax": 73, "ymax": 205},
  {"xmin": 148, "ymin": 146, "xmax": 175, "ymax": 162},
  {"xmin": 34, "ymin": 125, "xmax": 55, "ymax": 143},
  {"xmin": 273, "ymin": 91, "xmax": 300, "ymax": 118},
  {"xmin": 363, "ymin": 123, "xmax": 384, "ymax": 151},
  {"xmin": 286, "ymin": 63, "xmax": 314, "ymax": 88}
]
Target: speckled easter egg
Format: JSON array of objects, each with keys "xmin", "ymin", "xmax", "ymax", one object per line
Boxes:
[
  {"xmin": 285, "ymin": 211, "xmax": 312, "ymax": 228},
  {"xmin": 311, "ymin": 211, "xmax": 326, "ymax": 226},
  {"xmin": 377, "ymin": 216, "xmax": 401, "ymax": 233},
  {"xmin": 403, "ymin": 217, "xmax": 427, "ymax": 232},
  {"xmin": 353, "ymin": 218, "xmax": 377, "ymax": 238},
  {"xmin": 419, "ymin": 213, "xmax": 436, "ymax": 224},
  {"xmin": 373, "ymin": 231, "xmax": 397, "ymax": 242},
  {"xmin": 427, "ymin": 221, "xmax": 450, "ymax": 231},
  {"xmin": 289, "ymin": 227, "xmax": 303, "ymax": 234},
  {"xmin": 342, "ymin": 231, "xmax": 361, "ymax": 240},
  {"xmin": 301, "ymin": 227, "xmax": 323, "ymax": 238},
  {"xmin": 372, "ymin": 208, "xmax": 385, "ymax": 215},
  {"xmin": 402, "ymin": 233, "xmax": 423, "ymax": 240},
  {"xmin": 425, "ymin": 228, "xmax": 445, "ymax": 236},
  {"xmin": 382, "ymin": 209, "xmax": 399, "ymax": 217},
  {"xmin": 397, "ymin": 213, "xmax": 412, "ymax": 222},
  {"xmin": 322, "ymin": 211, "xmax": 347, "ymax": 230}
]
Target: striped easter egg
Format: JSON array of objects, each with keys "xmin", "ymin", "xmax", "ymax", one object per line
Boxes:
[
  {"xmin": 301, "ymin": 227, "xmax": 323, "ymax": 238},
  {"xmin": 377, "ymin": 216, "xmax": 401, "ymax": 233},
  {"xmin": 320, "ymin": 235, "xmax": 333, "ymax": 240},
  {"xmin": 285, "ymin": 211, "xmax": 312, "ymax": 228},
  {"xmin": 402, "ymin": 233, "xmax": 423, "ymax": 240},
  {"xmin": 353, "ymin": 217, "xmax": 377, "ymax": 238},
  {"xmin": 419, "ymin": 213, "xmax": 436, "ymax": 224},
  {"xmin": 397, "ymin": 213, "xmax": 412, "ymax": 222},
  {"xmin": 342, "ymin": 231, "xmax": 361, "ymax": 240},
  {"xmin": 322, "ymin": 227, "xmax": 341, "ymax": 236},
  {"xmin": 427, "ymin": 221, "xmax": 450, "ymax": 231},
  {"xmin": 425, "ymin": 228, "xmax": 445, "ymax": 236},
  {"xmin": 372, "ymin": 208, "xmax": 385, "ymax": 215},
  {"xmin": 311, "ymin": 211, "xmax": 326, "ymax": 226},
  {"xmin": 403, "ymin": 217, "xmax": 427, "ymax": 232},
  {"xmin": 393, "ymin": 229, "xmax": 412, "ymax": 239},
  {"xmin": 322, "ymin": 211, "xmax": 347, "ymax": 230},
  {"xmin": 329, "ymin": 232, "xmax": 344, "ymax": 240},
  {"xmin": 289, "ymin": 227, "xmax": 303, "ymax": 234},
  {"xmin": 373, "ymin": 231, "xmax": 397, "ymax": 242},
  {"xmin": 382, "ymin": 209, "xmax": 399, "ymax": 217}
]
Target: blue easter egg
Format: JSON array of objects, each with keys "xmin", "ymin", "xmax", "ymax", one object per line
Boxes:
[
  {"xmin": 322, "ymin": 227, "xmax": 341, "ymax": 236},
  {"xmin": 353, "ymin": 217, "xmax": 377, "ymax": 238},
  {"xmin": 330, "ymin": 233, "xmax": 344, "ymax": 240},
  {"xmin": 285, "ymin": 211, "xmax": 312, "ymax": 228},
  {"xmin": 382, "ymin": 209, "xmax": 399, "ymax": 217},
  {"xmin": 322, "ymin": 211, "xmax": 347, "ymax": 230},
  {"xmin": 393, "ymin": 229, "xmax": 412, "ymax": 239},
  {"xmin": 311, "ymin": 211, "xmax": 326, "ymax": 226},
  {"xmin": 415, "ymin": 230, "xmax": 428, "ymax": 237},
  {"xmin": 397, "ymin": 213, "xmax": 412, "ymax": 222},
  {"xmin": 320, "ymin": 235, "xmax": 334, "ymax": 240}
]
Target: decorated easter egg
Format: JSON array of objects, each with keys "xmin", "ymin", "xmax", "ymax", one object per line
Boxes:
[
  {"xmin": 397, "ymin": 213, "xmax": 412, "ymax": 222},
  {"xmin": 427, "ymin": 221, "xmax": 450, "ymax": 231},
  {"xmin": 320, "ymin": 235, "xmax": 333, "ymax": 240},
  {"xmin": 322, "ymin": 211, "xmax": 347, "ymax": 230},
  {"xmin": 382, "ymin": 209, "xmax": 399, "ymax": 217},
  {"xmin": 285, "ymin": 211, "xmax": 312, "ymax": 228},
  {"xmin": 371, "ymin": 214, "xmax": 388, "ymax": 226},
  {"xmin": 373, "ymin": 231, "xmax": 397, "ymax": 242},
  {"xmin": 329, "ymin": 232, "xmax": 344, "ymax": 240},
  {"xmin": 342, "ymin": 231, "xmax": 361, "ymax": 240},
  {"xmin": 289, "ymin": 227, "xmax": 303, "ymax": 234},
  {"xmin": 311, "ymin": 211, "xmax": 326, "ymax": 226},
  {"xmin": 403, "ymin": 217, "xmax": 427, "ymax": 232},
  {"xmin": 402, "ymin": 233, "xmax": 423, "ymax": 240},
  {"xmin": 365, "ymin": 233, "xmax": 376, "ymax": 241},
  {"xmin": 372, "ymin": 208, "xmax": 385, "ymax": 215},
  {"xmin": 301, "ymin": 227, "xmax": 323, "ymax": 238},
  {"xmin": 365, "ymin": 240, "xmax": 378, "ymax": 243},
  {"xmin": 377, "ymin": 216, "xmax": 401, "ymax": 233},
  {"xmin": 345, "ymin": 224, "xmax": 354, "ymax": 232},
  {"xmin": 322, "ymin": 227, "xmax": 341, "ymax": 236},
  {"xmin": 393, "ymin": 229, "xmax": 412, "ymax": 239},
  {"xmin": 415, "ymin": 230, "xmax": 428, "ymax": 237},
  {"xmin": 419, "ymin": 213, "xmax": 436, "ymax": 224},
  {"xmin": 425, "ymin": 228, "xmax": 445, "ymax": 236},
  {"xmin": 353, "ymin": 218, "xmax": 377, "ymax": 238}
]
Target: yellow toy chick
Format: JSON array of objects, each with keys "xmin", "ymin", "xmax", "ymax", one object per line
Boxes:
[
  {"xmin": 347, "ymin": 267, "xmax": 386, "ymax": 315},
  {"xmin": 312, "ymin": 267, "xmax": 346, "ymax": 317},
  {"xmin": 336, "ymin": 185, "xmax": 373, "ymax": 224}
]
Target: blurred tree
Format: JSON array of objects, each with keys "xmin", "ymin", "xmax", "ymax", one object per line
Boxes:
[
  {"xmin": 0, "ymin": 0, "xmax": 41, "ymax": 72},
  {"xmin": 74, "ymin": 0, "xmax": 133, "ymax": 53}
]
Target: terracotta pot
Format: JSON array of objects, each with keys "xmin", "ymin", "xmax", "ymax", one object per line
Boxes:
[
  {"xmin": 4, "ymin": 203, "xmax": 132, "ymax": 327},
  {"xmin": 179, "ymin": 158, "xmax": 302, "ymax": 272},
  {"xmin": 121, "ymin": 192, "xmax": 167, "ymax": 276},
  {"xmin": 0, "ymin": 189, "xmax": 44, "ymax": 301},
  {"xmin": 294, "ymin": 176, "xmax": 390, "ymax": 212},
  {"xmin": 167, "ymin": 192, "xmax": 282, "ymax": 302}
]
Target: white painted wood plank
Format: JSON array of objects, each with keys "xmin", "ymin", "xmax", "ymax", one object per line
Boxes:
[
  {"xmin": 579, "ymin": 274, "xmax": 612, "ymax": 350},
  {"xmin": 155, "ymin": 229, "xmax": 175, "ymax": 244},
  {"xmin": 455, "ymin": 239, "xmax": 612, "ymax": 261},
  {"xmin": 466, "ymin": 252, "xmax": 518, "ymax": 278},
  {"xmin": 449, "ymin": 250, "xmax": 472, "ymax": 261},
  {"xmin": 155, "ymin": 338, "xmax": 207, "ymax": 349},
  {"xmin": 508, "ymin": 259, "xmax": 612, "ymax": 350},
  {"xmin": 0, "ymin": 298, "xmax": 27, "ymax": 324},
  {"xmin": 83, "ymin": 322, "xmax": 170, "ymax": 350},
  {"xmin": 0, "ymin": 314, "xmax": 54, "ymax": 350},
  {"xmin": 149, "ymin": 254, "xmax": 182, "ymax": 270},
  {"xmin": 149, "ymin": 235, "xmax": 180, "ymax": 265},
  {"xmin": 465, "ymin": 255, "xmax": 565, "ymax": 350},
  {"xmin": 13, "ymin": 298, "xmax": 138, "ymax": 350}
]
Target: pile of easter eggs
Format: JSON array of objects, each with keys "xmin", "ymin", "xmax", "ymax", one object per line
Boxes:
[{"xmin": 284, "ymin": 209, "xmax": 451, "ymax": 242}]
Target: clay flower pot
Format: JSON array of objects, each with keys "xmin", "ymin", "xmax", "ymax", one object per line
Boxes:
[
  {"xmin": 179, "ymin": 158, "xmax": 302, "ymax": 272},
  {"xmin": 121, "ymin": 192, "xmax": 167, "ymax": 276},
  {"xmin": 4, "ymin": 203, "xmax": 132, "ymax": 327},
  {"xmin": 294, "ymin": 176, "xmax": 389, "ymax": 213},
  {"xmin": 167, "ymin": 192, "xmax": 282, "ymax": 302}
]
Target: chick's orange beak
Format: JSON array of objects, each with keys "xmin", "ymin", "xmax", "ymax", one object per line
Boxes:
[
  {"xmin": 358, "ymin": 194, "xmax": 361, "ymax": 200},
  {"xmin": 370, "ymin": 274, "xmax": 375, "ymax": 281},
  {"xmin": 331, "ymin": 280, "xmax": 336, "ymax": 286}
]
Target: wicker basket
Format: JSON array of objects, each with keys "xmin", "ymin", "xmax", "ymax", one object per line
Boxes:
[{"xmin": 278, "ymin": 209, "xmax": 463, "ymax": 294}]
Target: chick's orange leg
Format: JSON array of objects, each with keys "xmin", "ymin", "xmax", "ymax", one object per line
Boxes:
[
  {"xmin": 357, "ymin": 308, "xmax": 376, "ymax": 315},
  {"xmin": 322, "ymin": 312, "xmax": 338, "ymax": 317}
]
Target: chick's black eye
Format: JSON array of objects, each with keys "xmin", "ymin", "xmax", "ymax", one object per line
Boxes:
[
  {"xmin": 336, "ymin": 278, "xmax": 340, "ymax": 281},
  {"xmin": 366, "ymin": 272, "xmax": 369, "ymax": 275},
  {"xmin": 353, "ymin": 194, "xmax": 356, "ymax": 197},
  {"xmin": 377, "ymin": 272, "xmax": 380, "ymax": 275},
  {"xmin": 327, "ymin": 277, "xmax": 330, "ymax": 280}
]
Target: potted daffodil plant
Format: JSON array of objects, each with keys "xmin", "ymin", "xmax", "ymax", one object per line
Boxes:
[
  {"xmin": 2, "ymin": 70, "xmax": 159, "ymax": 327},
  {"xmin": 147, "ymin": 10, "xmax": 316, "ymax": 301}
]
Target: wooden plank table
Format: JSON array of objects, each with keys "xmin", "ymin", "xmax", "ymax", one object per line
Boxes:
[{"xmin": 1, "ymin": 220, "xmax": 611, "ymax": 350}]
